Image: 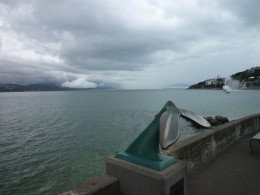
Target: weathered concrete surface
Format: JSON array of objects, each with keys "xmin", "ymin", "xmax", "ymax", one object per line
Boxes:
[
  {"xmin": 164, "ymin": 114, "xmax": 260, "ymax": 173},
  {"xmin": 188, "ymin": 132, "xmax": 260, "ymax": 195},
  {"xmin": 59, "ymin": 175, "xmax": 119, "ymax": 195},
  {"xmin": 106, "ymin": 156, "xmax": 187, "ymax": 195}
]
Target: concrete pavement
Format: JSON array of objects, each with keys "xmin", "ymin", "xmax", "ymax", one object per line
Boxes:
[{"xmin": 188, "ymin": 131, "xmax": 260, "ymax": 195}]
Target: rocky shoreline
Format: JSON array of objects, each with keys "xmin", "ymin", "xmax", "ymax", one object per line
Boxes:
[
  {"xmin": 186, "ymin": 115, "xmax": 230, "ymax": 128},
  {"xmin": 205, "ymin": 115, "xmax": 229, "ymax": 126}
]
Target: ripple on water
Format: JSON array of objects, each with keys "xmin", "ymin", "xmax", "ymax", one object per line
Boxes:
[{"xmin": 0, "ymin": 90, "xmax": 259, "ymax": 194}]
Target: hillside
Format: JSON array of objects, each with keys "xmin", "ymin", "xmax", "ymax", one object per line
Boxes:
[
  {"xmin": 188, "ymin": 77, "xmax": 225, "ymax": 89},
  {"xmin": 189, "ymin": 67, "xmax": 260, "ymax": 89},
  {"xmin": 231, "ymin": 67, "xmax": 260, "ymax": 88},
  {"xmin": 0, "ymin": 83, "xmax": 114, "ymax": 92}
]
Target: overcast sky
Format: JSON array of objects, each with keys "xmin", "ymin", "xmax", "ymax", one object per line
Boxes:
[{"xmin": 0, "ymin": 0, "xmax": 260, "ymax": 89}]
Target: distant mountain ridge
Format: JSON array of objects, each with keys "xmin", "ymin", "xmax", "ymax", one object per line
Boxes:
[{"xmin": 0, "ymin": 83, "xmax": 114, "ymax": 92}]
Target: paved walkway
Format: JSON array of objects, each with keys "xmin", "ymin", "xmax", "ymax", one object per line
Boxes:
[{"xmin": 188, "ymin": 131, "xmax": 260, "ymax": 195}]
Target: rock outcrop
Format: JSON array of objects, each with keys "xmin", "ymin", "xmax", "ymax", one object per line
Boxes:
[{"xmin": 205, "ymin": 116, "xmax": 229, "ymax": 126}]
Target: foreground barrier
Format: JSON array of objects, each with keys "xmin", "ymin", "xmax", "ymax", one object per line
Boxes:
[
  {"xmin": 164, "ymin": 113, "xmax": 260, "ymax": 173},
  {"xmin": 61, "ymin": 113, "xmax": 260, "ymax": 195}
]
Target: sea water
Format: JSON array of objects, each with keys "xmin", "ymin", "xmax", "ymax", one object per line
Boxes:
[{"xmin": 0, "ymin": 89, "xmax": 260, "ymax": 194}]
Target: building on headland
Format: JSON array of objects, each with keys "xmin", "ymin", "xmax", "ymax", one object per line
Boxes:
[
  {"xmin": 246, "ymin": 77, "xmax": 260, "ymax": 88},
  {"xmin": 240, "ymin": 67, "xmax": 260, "ymax": 88},
  {"xmin": 189, "ymin": 76, "xmax": 225, "ymax": 89},
  {"xmin": 205, "ymin": 79, "xmax": 216, "ymax": 86},
  {"xmin": 205, "ymin": 76, "xmax": 225, "ymax": 86},
  {"xmin": 204, "ymin": 76, "xmax": 225, "ymax": 88}
]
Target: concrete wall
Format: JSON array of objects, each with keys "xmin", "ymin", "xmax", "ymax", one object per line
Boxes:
[
  {"xmin": 61, "ymin": 114, "xmax": 260, "ymax": 194},
  {"xmin": 59, "ymin": 175, "xmax": 119, "ymax": 195},
  {"xmin": 164, "ymin": 113, "xmax": 260, "ymax": 173}
]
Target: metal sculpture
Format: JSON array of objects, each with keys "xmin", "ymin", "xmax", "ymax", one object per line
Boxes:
[{"xmin": 116, "ymin": 101, "xmax": 211, "ymax": 170}]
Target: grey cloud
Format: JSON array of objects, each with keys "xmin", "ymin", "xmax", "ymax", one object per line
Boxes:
[
  {"xmin": 1, "ymin": 0, "xmax": 260, "ymax": 89},
  {"xmin": 0, "ymin": 59, "xmax": 60, "ymax": 84},
  {"xmin": 219, "ymin": 0, "xmax": 260, "ymax": 27}
]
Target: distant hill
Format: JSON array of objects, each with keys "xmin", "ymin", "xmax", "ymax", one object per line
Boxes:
[
  {"xmin": 0, "ymin": 83, "xmax": 115, "ymax": 92},
  {"xmin": 188, "ymin": 67, "xmax": 260, "ymax": 89},
  {"xmin": 231, "ymin": 67, "xmax": 260, "ymax": 88},
  {"xmin": 188, "ymin": 77, "xmax": 225, "ymax": 89},
  {"xmin": 231, "ymin": 67, "xmax": 260, "ymax": 81},
  {"xmin": 0, "ymin": 84, "xmax": 28, "ymax": 92}
]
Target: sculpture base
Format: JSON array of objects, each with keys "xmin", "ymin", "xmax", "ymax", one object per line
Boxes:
[
  {"xmin": 116, "ymin": 151, "xmax": 176, "ymax": 171},
  {"xmin": 106, "ymin": 156, "xmax": 187, "ymax": 195}
]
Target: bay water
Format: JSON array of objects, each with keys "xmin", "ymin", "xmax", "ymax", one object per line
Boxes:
[{"xmin": 1, "ymin": 89, "xmax": 260, "ymax": 194}]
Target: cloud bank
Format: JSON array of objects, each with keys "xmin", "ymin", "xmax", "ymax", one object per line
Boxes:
[{"xmin": 1, "ymin": 0, "xmax": 260, "ymax": 89}]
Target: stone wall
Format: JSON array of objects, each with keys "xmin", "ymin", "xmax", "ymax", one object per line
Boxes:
[{"xmin": 164, "ymin": 113, "xmax": 260, "ymax": 173}]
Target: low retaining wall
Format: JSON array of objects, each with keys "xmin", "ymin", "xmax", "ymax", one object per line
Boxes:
[
  {"xmin": 164, "ymin": 113, "xmax": 260, "ymax": 173},
  {"xmin": 60, "ymin": 175, "xmax": 119, "ymax": 195},
  {"xmin": 61, "ymin": 113, "xmax": 260, "ymax": 194}
]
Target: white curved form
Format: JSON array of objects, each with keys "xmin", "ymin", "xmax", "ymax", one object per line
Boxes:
[
  {"xmin": 180, "ymin": 109, "xmax": 211, "ymax": 128},
  {"xmin": 159, "ymin": 101, "xmax": 181, "ymax": 149}
]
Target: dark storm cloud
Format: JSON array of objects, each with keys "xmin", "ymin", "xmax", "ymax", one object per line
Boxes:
[
  {"xmin": 1, "ymin": 0, "xmax": 260, "ymax": 88},
  {"xmin": 0, "ymin": 59, "xmax": 57, "ymax": 84},
  {"xmin": 219, "ymin": 0, "xmax": 260, "ymax": 27}
]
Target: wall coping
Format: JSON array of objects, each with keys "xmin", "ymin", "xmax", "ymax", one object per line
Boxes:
[{"xmin": 163, "ymin": 113, "xmax": 260, "ymax": 173}]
